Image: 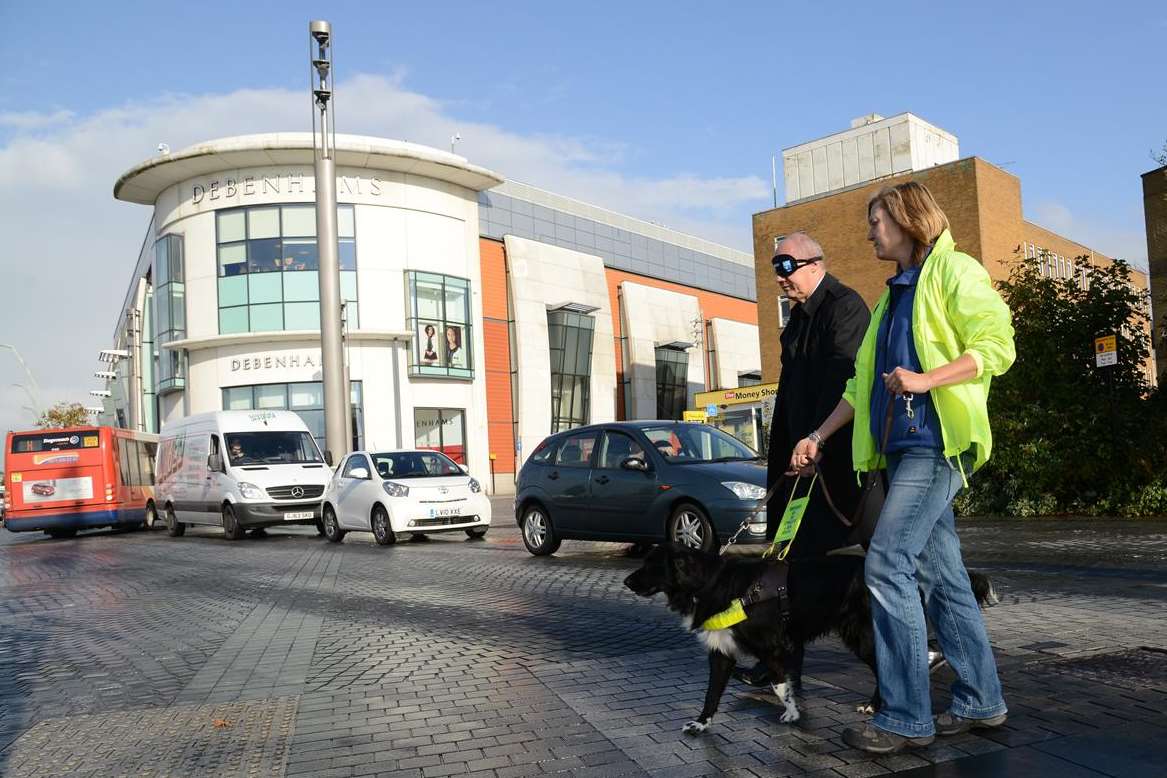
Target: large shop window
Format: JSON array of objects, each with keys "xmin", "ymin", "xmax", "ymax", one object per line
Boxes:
[
  {"xmin": 655, "ymin": 346, "xmax": 689, "ymax": 421},
  {"xmin": 222, "ymin": 381, "xmax": 364, "ymax": 452},
  {"xmin": 154, "ymin": 234, "xmax": 186, "ymax": 393},
  {"xmin": 406, "ymin": 272, "xmax": 473, "ymax": 379},
  {"xmin": 414, "ymin": 408, "xmax": 466, "ymax": 464},
  {"xmin": 216, "ymin": 205, "xmax": 358, "ymax": 334},
  {"xmin": 548, "ymin": 310, "xmax": 594, "ymax": 432}
]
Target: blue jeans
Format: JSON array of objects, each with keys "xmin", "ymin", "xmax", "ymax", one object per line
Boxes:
[{"xmin": 866, "ymin": 447, "xmax": 1007, "ymax": 737}]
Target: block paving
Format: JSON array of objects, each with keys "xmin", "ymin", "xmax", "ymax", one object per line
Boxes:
[{"xmin": 1, "ymin": 510, "xmax": 1165, "ymax": 776}]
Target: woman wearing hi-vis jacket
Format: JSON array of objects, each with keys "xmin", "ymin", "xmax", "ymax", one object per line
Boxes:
[{"xmin": 789, "ymin": 182, "xmax": 1015, "ymax": 754}]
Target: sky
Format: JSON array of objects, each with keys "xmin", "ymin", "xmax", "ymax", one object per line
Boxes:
[{"xmin": 1, "ymin": 0, "xmax": 1164, "ymax": 439}]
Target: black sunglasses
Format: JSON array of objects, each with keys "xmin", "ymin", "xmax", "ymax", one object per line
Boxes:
[{"xmin": 772, "ymin": 254, "xmax": 822, "ymax": 278}]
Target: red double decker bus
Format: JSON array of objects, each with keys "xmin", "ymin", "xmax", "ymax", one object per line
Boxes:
[{"xmin": 3, "ymin": 426, "xmax": 158, "ymax": 538}]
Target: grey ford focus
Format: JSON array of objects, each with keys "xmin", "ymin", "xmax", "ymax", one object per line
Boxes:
[{"xmin": 514, "ymin": 421, "xmax": 770, "ymax": 555}]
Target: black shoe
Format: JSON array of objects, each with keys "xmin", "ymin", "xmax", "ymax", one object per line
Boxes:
[{"xmin": 731, "ymin": 663, "xmax": 774, "ymax": 688}]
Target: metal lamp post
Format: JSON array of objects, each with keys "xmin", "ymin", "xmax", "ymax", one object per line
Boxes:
[{"xmin": 309, "ymin": 20, "xmax": 349, "ymax": 463}]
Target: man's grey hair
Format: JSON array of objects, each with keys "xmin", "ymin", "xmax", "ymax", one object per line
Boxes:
[{"xmin": 775, "ymin": 231, "xmax": 825, "ymax": 262}]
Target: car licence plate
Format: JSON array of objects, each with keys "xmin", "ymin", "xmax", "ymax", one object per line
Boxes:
[
  {"xmin": 284, "ymin": 511, "xmax": 314, "ymax": 521},
  {"xmin": 429, "ymin": 507, "xmax": 461, "ymax": 518}
]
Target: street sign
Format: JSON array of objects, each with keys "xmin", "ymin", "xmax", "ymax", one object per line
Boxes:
[
  {"xmin": 1095, "ymin": 335, "xmax": 1117, "ymax": 368},
  {"xmin": 683, "ymin": 410, "xmax": 708, "ymax": 423},
  {"xmin": 705, "ymin": 404, "xmax": 719, "ymax": 418}
]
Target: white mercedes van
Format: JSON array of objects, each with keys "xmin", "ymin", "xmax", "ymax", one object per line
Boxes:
[{"xmin": 154, "ymin": 410, "xmax": 331, "ymax": 539}]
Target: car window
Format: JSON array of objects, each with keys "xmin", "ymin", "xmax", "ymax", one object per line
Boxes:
[
  {"xmin": 371, "ymin": 451, "xmax": 463, "ymax": 478},
  {"xmin": 596, "ymin": 431, "xmax": 646, "ymax": 470},
  {"xmin": 641, "ymin": 423, "xmax": 756, "ymax": 463},
  {"xmin": 553, "ymin": 431, "xmax": 598, "ymax": 468},
  {"xmin": 529, "ymin": 437, "xmax": 556, "ymax": 464},
  {"xmin": 342, "ymin": 455, "xmax": 370, "ymax": 478}
]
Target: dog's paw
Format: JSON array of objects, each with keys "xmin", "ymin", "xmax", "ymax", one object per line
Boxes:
[
  {"xmin": 856, "ymin": 703, "xmax": 876, "ymax": 714},
  {"xmin": 681, "ymin": 720, "xmax": 708, "ymax": 736},
  {"xmin": 779, "ymin": 708, "xmax": 801, "ymax": 724}
]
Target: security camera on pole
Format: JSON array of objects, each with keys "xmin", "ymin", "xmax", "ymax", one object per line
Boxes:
[{"xmin": 310, "ymin": 20, "xmax": 350, "ymax": 464}]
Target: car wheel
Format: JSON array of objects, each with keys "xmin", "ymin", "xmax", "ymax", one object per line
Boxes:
[
  {"xmin": 46, "ymin": 528, "xmax": 78, "ymax": 539},
  {"xmin": 222, "ymin": 504, "xmax": 246, "ymax": 541},
  {"xmin": 465, "ymin": 527, "xmax": 488, "ymax": 539},
  {"xmin": 520, "ymin": 504, "xmax": 561, "ymax": 556},
  {"xmin": 322, "ymin": 505, "xmax": 345, "ymax": 543},
  {"xmin": 371, "ymin": 506, "xmax": 396, "ymax": 546},
  {"xmin": 144, "ymin": 502, "xmax": 158, "ymax": 530},
  {"xmin": 165, "ymin": 506, "xmax": 186, "ymax": 537},
  {"xmin": 668, "ymin": 503, "xmax": 716, "ymax": 552}
]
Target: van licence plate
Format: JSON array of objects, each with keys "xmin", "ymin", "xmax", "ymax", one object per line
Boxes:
[{"xmin": 284, "ymin": 511, "xmax": 314, "ymax": 521}]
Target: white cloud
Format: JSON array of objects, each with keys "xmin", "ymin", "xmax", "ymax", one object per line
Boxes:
[
  {"xmin": 0, "ymin": 74, "xmax": 769, "ymax": 440},
  {"xmin": 1030, "ymin": 200, "xmax": 1148, "ymax": 272}
]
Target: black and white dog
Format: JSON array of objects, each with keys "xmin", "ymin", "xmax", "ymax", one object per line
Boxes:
[{"xmin": 623, "ymin": 543, "xmax": 996, "ymax": 735}]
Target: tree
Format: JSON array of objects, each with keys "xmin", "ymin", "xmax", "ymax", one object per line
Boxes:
[
  {"xmin": 958, "ymin": 251, "xmax": 1167, "ymax": 516},
  {"xmin": 37, "ymin": 402, "xmax": 91, "ymax": 429},
  {"xmin": 1154, "ymin": 138, "xmax": 1167, "ymax": 167}
]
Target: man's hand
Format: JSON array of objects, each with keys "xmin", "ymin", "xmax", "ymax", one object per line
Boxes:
[
  {"xmin": 787, "ymin": 438, "xmax": 821, "ymax": 476},
  {"xmin": 882, "ymin": 367, "xmax": 933, "ymax": 395}
]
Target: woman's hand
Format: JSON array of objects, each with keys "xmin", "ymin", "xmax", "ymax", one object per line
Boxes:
[
  {"xmin": 882, "ymin": 367, "xmax": 933, "ymax": 395},
  {"xmin": 787, "ymin": 438, "xmax": 820, "ymax": 476}
]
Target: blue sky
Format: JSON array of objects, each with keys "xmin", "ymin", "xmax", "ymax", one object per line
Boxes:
[{"xmin": 0, "ymin": 0, "xmax": 1164, "ymax": 426}]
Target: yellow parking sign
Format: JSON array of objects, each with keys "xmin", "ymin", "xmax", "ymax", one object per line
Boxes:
[
  {"xmin": 682, "ymin": 410, "xmax": 708, "ymax": 423},
  {"xmin": 1095, "ymin": 335, "xmax": 1116, "ymax": 354}
]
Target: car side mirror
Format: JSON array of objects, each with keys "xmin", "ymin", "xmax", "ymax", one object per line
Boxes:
[
  {"xmin": 324, "ymin": 450, "xmax": 334, "ymax": 467},
  {"xmin": 458, "ymin": 464, "xmax": 469, "ymax": 474},
  {"xmin": 349, "ymin": 467, "xmax": 370, "ymax": 480},
  {"xmin": 208, "ymin": 453, "xmax": 223, "ymax": 472},
  {"xmin": 621, "ymin": 456, "xmax": 649, "ymax": 472}
]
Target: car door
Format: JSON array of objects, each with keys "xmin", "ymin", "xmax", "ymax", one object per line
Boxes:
[
  {"xmin": 586, "ymin": 429, "xmax": 658, "ymax": 539},
  {"xmin": 545, "ymin": 430, "xmax": 598, "ymax": 535},
  {"xmin": 337, "ymin": 454, "xmax": 374, "ymax": 529}
]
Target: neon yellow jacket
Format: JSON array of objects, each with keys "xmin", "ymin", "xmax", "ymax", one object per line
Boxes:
[{"xmin": 843, "ymin": 229, "xmax": 1015, "ymax": 477}]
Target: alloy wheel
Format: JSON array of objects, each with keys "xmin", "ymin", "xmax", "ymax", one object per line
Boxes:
[
  {"xmin": 672, "ymin": 510, "xmax": 706, "ymax": 549},
  {"xmin": 524, "ymin": 510, "xmax": 547, "ymax": 548}
]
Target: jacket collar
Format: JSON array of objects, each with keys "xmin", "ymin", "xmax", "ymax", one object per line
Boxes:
[{"xmin": 798, "ymin": 272, "xmax": 840, "ymax": 317}]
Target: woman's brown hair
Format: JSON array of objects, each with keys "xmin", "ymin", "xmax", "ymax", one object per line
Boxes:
[{"xmin": 868, "ymin": 182, "xmax": 950, "ymax": 265}]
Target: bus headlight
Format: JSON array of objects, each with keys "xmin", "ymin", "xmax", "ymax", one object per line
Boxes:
[{"xmin": 238, "ymin": 482, "xmax": 264, "ymax": 500}]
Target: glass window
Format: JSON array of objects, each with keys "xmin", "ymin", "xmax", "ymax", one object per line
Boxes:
[
  {"xmin": 529, "ymin": 437, "xmax": 557, "ymax": 464},
  {"xmin": 406, "ymin": 272, "xmax": 474, "ymax": 379},
  {"xmin": 284, "ymin": 302, "xmax": 320, "ymax": 330},
  {"xmin": 642, "ymin": 423, "xmax": 756, "ymax": 462},
  {"xmin": 217, "ymin": 205, "xmax": 358, "ymax": 334},
  {"xmin": 343, "ymin": 454, "xmax": 371, "ymax": 478},
  {"xmin": 155, "ymin": 233, "xmax": 187, "ymax": 394},
  {"xmin": 223, "ymin": 381, "xmax": 364, "ymax": 451},
  {"xmin": 597, "ymin": 431, "xmax": 646, "ymax": 469},
  {"xmin": 554, "ymin": 430, "xmax": 597, "ymax": 468},
  {"xmin": 414, "ymin": 408, "xmax": 467, "ymax": 464},
  {"xmin": 656, "ymin": 347, "xmax": 689, "ymax": 421},
  {"xmin": 218, "ymin": 210, "xmax": 246, "ymax": 243},
  {"xmin": 223, "ymin": 386, "xmax": 253, "ymax": 410},
  {"xmin": 547, "ymin": 310, "xmax": 594, "ymax": 432},
  {"xmin": 248, "ymin": 207, "xmax": 280, "ymax": 239}
]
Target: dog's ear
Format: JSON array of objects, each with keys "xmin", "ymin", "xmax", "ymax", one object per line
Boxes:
[{"xmin": 666, "ymin": 545, "xmax": 712, "ymax": 590}]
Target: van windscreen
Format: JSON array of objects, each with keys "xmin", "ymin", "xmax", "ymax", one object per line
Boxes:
[{"xmin": 223, "ymin": 431, "xmax": 323, "ymax": 466}]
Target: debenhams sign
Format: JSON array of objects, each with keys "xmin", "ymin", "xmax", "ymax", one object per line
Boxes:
[
  {"xmin": 192, "ymin": 172, "xmax": 385, "ymax": 204},
  {"xmin": 230, "ymin": 353, "xmax": 319, "ymax": 373}
]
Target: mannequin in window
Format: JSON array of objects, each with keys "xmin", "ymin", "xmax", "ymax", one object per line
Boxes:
[{"xmin": 422, "ymin": 323, "xmax": 438, "ymax": 364}]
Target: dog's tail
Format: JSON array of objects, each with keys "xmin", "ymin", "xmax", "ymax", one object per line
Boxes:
[{"xmin": 968, "ymin": 571, "xmax": 999, "ymax": 608}]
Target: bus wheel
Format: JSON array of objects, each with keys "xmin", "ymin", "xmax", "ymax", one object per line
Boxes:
[
  {"xmin": 144, "ymin": 502, "xmax": 159, "ymax": 530},
  {"xmin": 46, "ymin": 528, "xmax": 78, "ymax": 539},
  {"xmin": 165, "ymin": 506, "xmax": 186, "ymax": 537},
  {"xmin": 222, "ymin": 504, "xmax": 246, "ymax": 540}
]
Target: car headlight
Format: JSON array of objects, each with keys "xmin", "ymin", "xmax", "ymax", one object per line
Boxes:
[
  {"xmin": 468, "ymin": 477, "xmax": 481, "ymax": 494},
  {"xmin": 722, "ymin": 481, "xmax": 767, "ymax": 500},
  {"xmin": 238, "ymin": 482, "xmax": 264, "ymax": 500},
  {"xmin": 383, "ymin": 481, "xmax": 409, "ymax": 498}
]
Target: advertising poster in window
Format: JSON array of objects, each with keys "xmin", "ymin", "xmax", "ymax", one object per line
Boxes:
[
  {"xmin": 418, "ymin": 321, "xmax": 440, "ymax": 365},
  {"xmin": 22, "ymin": 477, "xmax": 94, "ymax": 504},
  {"xmin": 443, "ymin": 324, "xmax": 466, "ymax": 369}
]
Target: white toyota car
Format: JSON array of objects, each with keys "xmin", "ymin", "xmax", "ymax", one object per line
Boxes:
[{"xmin": 321, "ymin": 449, "xmax": 491, "ymax": 545}]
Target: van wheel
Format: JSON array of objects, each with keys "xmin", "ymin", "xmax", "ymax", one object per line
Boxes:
[
  {"xmin": 144, "ymin": 502, "xmax": 158, "ymax": 530},
  {"xmin": 521, "ymin": 504, "xmax": 560, "ymax": 556},
  {"xmin": 465, "ymin": 527, "xmax": 488, "ymax": 539},
  {"xmin": 222, "ymin": 504, "xmax": 246, "ymax": 540},
  {"xmin": 165, "ymin": 506, "xmax": 185, "ymax": 537},
  {"xmin": 314, "ymin": 517, "xmax": 326, "ymax": 536},
  {"xmin": 668, "ymin": 503, "xmax": 715, "ymax": 552},
  {"xmin": 371, "ymin": 506, "xmax": 396, "ymax": 546},
  {"xmin": 322, "ymin": 506, "xmax": 345, "ymax": 543}
]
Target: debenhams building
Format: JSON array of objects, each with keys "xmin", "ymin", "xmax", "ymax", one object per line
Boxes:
[{"xmin": 104, "ymin": 134, "xmax": 761, "ymax": 493}]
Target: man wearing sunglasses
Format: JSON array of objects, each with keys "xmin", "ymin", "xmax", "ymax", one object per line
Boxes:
[{"xmin": 732, "ymin": 231, "xmax": 872, "ymax": 688}]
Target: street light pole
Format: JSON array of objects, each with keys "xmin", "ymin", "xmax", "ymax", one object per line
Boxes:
[
  {"xmin": 310, "ymin": 20, "xmax": 349, "ymax": 463},
  {"xmin": 1, "ymin": 344, "xmax": 42, "ymax": 417}
]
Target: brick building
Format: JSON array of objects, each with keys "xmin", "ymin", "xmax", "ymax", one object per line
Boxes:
[{"xmin": 753, "ymin": 115, "xmax": 1152, "ymax": 385}]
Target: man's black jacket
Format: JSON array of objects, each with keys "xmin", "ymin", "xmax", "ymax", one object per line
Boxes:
[{"xmin": 765, "ymin": 273, "xmax": 871, "ymax": 556}]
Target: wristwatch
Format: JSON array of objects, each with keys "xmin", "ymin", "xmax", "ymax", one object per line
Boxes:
[{"xmin": 807, "ymin": 430, "xmax": 825, "ymax": 448}]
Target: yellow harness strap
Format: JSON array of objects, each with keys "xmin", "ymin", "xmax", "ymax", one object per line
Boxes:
[{"xmin": 700, "ymin": 598, "xmax": 747, "ymax": 631}]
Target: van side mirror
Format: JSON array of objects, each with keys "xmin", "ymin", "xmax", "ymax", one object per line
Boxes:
[
  {"xmin": 324, "ymin": 450, "xmax": 334, "ymax": 467},
  {"xmin": 621, "ymin": 456, "xmax": 649, "ymax": 472},
  {"xmin": 208, "ymin": 453, "xmax": 223, "ymax": 472}
]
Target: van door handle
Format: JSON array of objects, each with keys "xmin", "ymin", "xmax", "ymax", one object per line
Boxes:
[{"xmin": 594, "ymin": 475, "xmax": 610, "ymax": 485}]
